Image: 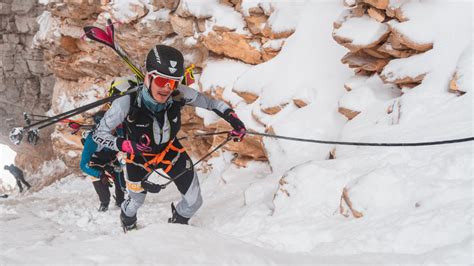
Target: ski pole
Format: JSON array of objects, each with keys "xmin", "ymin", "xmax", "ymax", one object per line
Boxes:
[
  {"xmin": 26, "ymin": 113, "xmax": 50, "ymax": 118},
  {"xmin": 139, "ymin": 136, "xmax": 232, "ymax": 193},
  {"xmin": 22, "ymin": 98, "xmax": 106, "ymax": 130},
  {"xmin": 9, "ymin": 87, "xmax": 139, "ymax": 145},
  {"xmin": 159, "ymin": 137, "xmax": 232, "ymax": 188},
  {"xmin": 31, "ymin": 86, "xmax": 139, "ymax": 130},
  {"xmin": 144, "ymin": 131, "xmax": 232, "ymax": 182}
]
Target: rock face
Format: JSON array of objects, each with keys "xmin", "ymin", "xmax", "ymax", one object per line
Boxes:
[
  {"xmin": 0, "ymin": 0, "xmax": 55, "ymax": 173},
  {"xmin": 0, "ymin": 0, "xmax": 298, "ymax": 177},
  {"xmin": 332, "ymin": 0, "xmax": 435, "ymax": 120},
  {"xmin": 331, "ymin": 0, "xmax": 471, "ymax": 219},
  {"xmin": 202, "ymin": 32, "xmax": 263, "ymax": 65}
]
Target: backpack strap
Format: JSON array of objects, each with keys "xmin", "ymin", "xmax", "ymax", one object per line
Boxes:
[{"xmin": 123, "ymin": 88, "xmax": 140, "ymax": 139}]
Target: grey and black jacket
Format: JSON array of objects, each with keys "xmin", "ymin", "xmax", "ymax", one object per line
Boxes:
[{"xmin": 92, "ymin": 83, "xmax": 231, "ymax": 154}]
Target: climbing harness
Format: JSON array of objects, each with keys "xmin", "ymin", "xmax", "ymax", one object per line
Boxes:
[
  {"xmin": 126, "ymin": 139, "xmax": 185, "ymax": 174},
  {"xmin": 130, "ymin": 135, "xmax": 233, "ymax": 190}
]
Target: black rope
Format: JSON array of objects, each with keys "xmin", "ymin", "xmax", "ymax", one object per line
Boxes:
[
  {"xmin": 142, "ymin": 137, "xmax": 231, "ymax": 189},
  {"xmin": 136, "ymin": 133, "xmax": 232, "ymax": 188},
  {"xmin": 160, "ymin": 137, "xmax": 231, "ymax": 188},
  {"xmin": 177, "ymin": 131, "xmax": 228, "ymax": 141},
  {"xmin": 177, "ymin": 129, "xmax": 474, "ymax": 146},
  {"xmin": 132, "ymin": 127, "xmax": 474, "ymax": 192},
  {"xmin": 247, "ymin": 131, "xmax": 474, "ymax": 147},
  {"xmin": 140, "ymin": 153, "xmax": 173, "ymax": 181},
  {"xmin": 26, "ymin": 114, "xmax": 50, "ymax": 118}
]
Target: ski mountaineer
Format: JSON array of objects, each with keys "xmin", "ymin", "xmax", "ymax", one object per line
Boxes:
[
  {"xmin": 92, "ymin": 45, "xmax": 246, "ymax": 230},
  {"xmin": 4, "ymin": 164, "xmax": 31, "ymax": 193},
  {"xmin": 80, "ymin": 110, "xmax": 126, "ymax": 212}
]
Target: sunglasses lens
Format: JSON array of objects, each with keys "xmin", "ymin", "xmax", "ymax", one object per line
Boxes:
[{"xmin": 151, "ymin": 75, "xmax": 178, "ymax": 89}]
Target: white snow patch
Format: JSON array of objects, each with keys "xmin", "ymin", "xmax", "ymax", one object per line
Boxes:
[
  {"xmin": 339, "ymin": 74, "xmax": 401, "ymax": 112},
  {"xmin": 333, "ymin": 15, "xmax": 389, "ymax": 46},
  {"xmin": 108, "ymin": 0, "xmax": 147, "ymax": 23},
  {"xmin": 33, "ymin": 11, "xmax": 60, "ymax": 48},
  {"xmin": 139, "ymin": 7, "xmax": 170, "ymax": 27},
  {"xmin": 262, "ymin": 39, "xmax": 285, "ymax": 50},
  {"xmin": 266, "ymin": 1, "xmax": 305, "ymax": 34},
  {"xmin": 181, "ymin": 0, "xmax": 246, "ymax": 34}
]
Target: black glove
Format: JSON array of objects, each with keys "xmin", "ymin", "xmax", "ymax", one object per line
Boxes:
[
  {"xmin": 224, "ymin": 109, "xmax": 246, "ymax": 142},
  {"xmin": 141, "ymin": 179, "xmax": 162, "ymax": 193}
]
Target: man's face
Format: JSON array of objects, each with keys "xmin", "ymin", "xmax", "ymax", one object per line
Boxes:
[
  {"xmin": 146, "ymin": 72, "xmax": 180, "ymax": 103},
  {"xmin": 149, "ymin": 80, "xmax": 173, "ymax": 103}
]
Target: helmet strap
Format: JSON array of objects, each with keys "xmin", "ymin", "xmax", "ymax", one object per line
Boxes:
[{"xmin": 144, "ymin": 74, "xmax": 153, "ymax": 90}]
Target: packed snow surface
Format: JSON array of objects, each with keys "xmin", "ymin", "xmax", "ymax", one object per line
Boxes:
[{"xmin": 1, "ymin": 0, "xmax": 472, "ymax": 264}]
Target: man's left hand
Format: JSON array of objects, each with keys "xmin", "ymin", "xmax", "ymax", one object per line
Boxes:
[{"xmin": 225, "ymin": 110, "xmax": 246, "ymax": 142}]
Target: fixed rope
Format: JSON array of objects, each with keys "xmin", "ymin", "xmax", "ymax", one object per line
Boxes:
[
  {"xmin": 178, "ymin": 130, "xmax": 473, "ymax": 146},
  {"xmin": 142, "ymin": 137, "xmax": 232, "ymax": 188},
  {"xmin": 128, "ymin": 129, "xmax": 473, "ymax": 191},
  {"xmin": 246, "ymin": 131, "xmax": 473, "ymax": 147}
]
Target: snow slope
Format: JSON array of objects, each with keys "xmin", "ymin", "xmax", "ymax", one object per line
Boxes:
[
  {"xmin": 0, "ymin": 162, "xmax": 318, "ymax": 265},
  {"xmin": 1, "ymin": 140, "xmax": 471, "ymax": 264}
]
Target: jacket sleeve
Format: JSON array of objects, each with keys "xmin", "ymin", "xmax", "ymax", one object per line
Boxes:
[
  {"xmin": 92, "ymin": 95, "xmax": 131, "ymax": 151},
  {"xmin": 80, "ymin": 135, "xmax": 101, "ymax": 178},
  {"xmin": 177, "ymin": 85, "xmax": 231, "ymax": 115}
]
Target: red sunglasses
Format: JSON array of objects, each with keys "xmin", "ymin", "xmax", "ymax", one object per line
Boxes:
[{"xmin": 146, "ymin": 71, "xmax": 182, "ymax": 90}]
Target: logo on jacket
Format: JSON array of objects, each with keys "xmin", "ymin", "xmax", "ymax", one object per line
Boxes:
[
  {"xmin": 172, "ymin": 117, "xmax": 178, "ymax": 123},
  {"xmin": 136, "ymin": 123, "xmax": 150, "ymax": 128}
]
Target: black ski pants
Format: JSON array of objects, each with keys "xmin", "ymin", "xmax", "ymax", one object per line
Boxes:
[
  {"xmin": 15, "ymin": 173, "xmax": 30, "ymax": 192},
  {"xmin": 92, "ymin": 171, "xmax": 125, "ymax": 206}
]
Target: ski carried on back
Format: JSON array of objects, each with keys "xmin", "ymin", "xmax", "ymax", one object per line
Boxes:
[
  {"xmin": 9, "ymin": 20, "xmax": 141, "ymax": 146},
  {"xmin": 83, "ymin": 19, "xmax": 145, "ymax": 82},
  {"xmin": 9, "ymin": 19, "xmax": 195, "ymax": 147}
]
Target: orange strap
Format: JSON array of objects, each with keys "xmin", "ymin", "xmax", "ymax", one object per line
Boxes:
[{"xmin": 125, "ymin": 140, "xmax": 185, "ymax": 173}]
